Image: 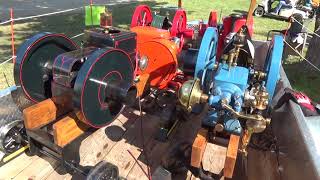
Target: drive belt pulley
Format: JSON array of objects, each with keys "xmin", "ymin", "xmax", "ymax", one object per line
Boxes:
[{"xmin": 73, "ymin": 48, "xmax": 136, "ymax": 127}]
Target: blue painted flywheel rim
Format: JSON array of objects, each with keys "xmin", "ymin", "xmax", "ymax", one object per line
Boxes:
[{"xmin": 265, "ymin": 35, "xmax": 284, "ymax": 101}]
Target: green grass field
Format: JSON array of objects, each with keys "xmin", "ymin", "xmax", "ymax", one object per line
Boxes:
[{"xmin": 0, "ymin": 0, "xmax": 318, "ymax": 101}]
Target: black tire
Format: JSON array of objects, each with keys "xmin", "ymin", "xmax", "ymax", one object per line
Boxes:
[
  {"xmin": 254, "ymin": 6, "xmax": 265, "ymax": 17},
  {"xmin": 86, "ymin": 161, "xmax": 119, "ymax": 180}
]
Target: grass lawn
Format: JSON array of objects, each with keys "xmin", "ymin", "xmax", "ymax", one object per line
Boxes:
[{"xmin": 0, "ymin": 0, "xmax": 318, "ymax": 101}]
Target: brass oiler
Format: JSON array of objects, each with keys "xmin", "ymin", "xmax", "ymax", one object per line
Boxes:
[
  {"xmin": 253, "ymin": 86, "xmax": 269, "ymax": 110},
  {"xmin": 227, "ymin": 28, "xmax": 246, "ymax": 68}
]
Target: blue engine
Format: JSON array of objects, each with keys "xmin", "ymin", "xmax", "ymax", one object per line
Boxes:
[
  {"xmin": 179, "ymin": 26, "xmax": 283, "ymax": 138},
  {"xmin": 205, "ymin": 64, "xmax": 249, "ymax": 134}
]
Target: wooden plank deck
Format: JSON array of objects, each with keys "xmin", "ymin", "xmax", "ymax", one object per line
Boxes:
[
  {"xmin": 0, "ymin": 106, "xmax": 281, "ymax": 180},
  {"xmin": 0, "ymin": 108, "xmax": 202, "ymax": 180}
]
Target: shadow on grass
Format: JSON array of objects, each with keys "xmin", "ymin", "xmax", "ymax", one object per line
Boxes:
[
  {"xmin": 284, "ymin": 62, "xmax": 320, "ymax": 102},
  {"xmin": 0, "ymin": 1, "xmax": 169, "ymax": 60},
  {"xmin": 0, "ymin": 1, "xmax": 169, "ymax": 89}
]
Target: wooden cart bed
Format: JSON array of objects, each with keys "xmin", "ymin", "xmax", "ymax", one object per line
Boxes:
[{"xmin": 0, "ymin": 108, "xmax": 202, "ymax": 180}]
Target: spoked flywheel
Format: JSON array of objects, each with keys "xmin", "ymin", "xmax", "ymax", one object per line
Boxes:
[
  {"xmin": 130, "ymin": 5, "xmax": 153, "ymax": 28},
  {"xmin": 171, "ymin": 9, "xmax": 187, "ymax": 51}
]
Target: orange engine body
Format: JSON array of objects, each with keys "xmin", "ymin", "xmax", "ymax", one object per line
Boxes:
[
  {"xmin": 131, "ymin": 26, "xmax": 178, "ymax": 95},
  {"xmin": 132, "ymin": 26, "xmax": 172, "ymax": 43}
]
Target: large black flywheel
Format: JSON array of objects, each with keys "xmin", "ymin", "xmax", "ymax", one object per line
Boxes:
[
  {"xmin": 14, "ymin": 33, "xmax": 78, "ymax": 103},
  {"xmin": 73, "ymin": 47, "xmax": 136, "ymax": 127}
]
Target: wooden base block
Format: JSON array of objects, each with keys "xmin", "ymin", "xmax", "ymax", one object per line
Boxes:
[
  {"xmin": 23, "ymin": 99, "xmax": 58, "ymax": 130},
  {"xmin": 53, "ymin": 113, "xmax": 89, "ymax": 147},
  {"xmin": 224, "ymin": 134, "xmax": 240, "ymax": 178},
  {"xmin": 190, "ymin": 128, "xmax": 208, "ymax": 168},
  {"xmin": 202, "ymin": 142, "xmax": 227, "ymax": 175},
  {"xmin": 23, "ymin": 98, "xmax": 72, "ymax": 130}
]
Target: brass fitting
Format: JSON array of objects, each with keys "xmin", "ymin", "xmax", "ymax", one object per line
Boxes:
[
  {"xmin": 178, "ymin": 79, "xmax": 208, "ymax": 112},
  {"xmin": 227, "ymin": 29, "xmax": 246, "ymax": 68},
  {"xmin": 253, "ymin": 86, "xmax": 269, "ymax": 110},
  {"xmin": 254, "ymin": 71, "xmax": 267, "ymax": 81},
  {"xmin": 221, "ymin": 101, "xmax": 269, "ymax": 133},
  {"xmin": 239, "ymin": 128, "xmax": 253, "ymax": 156}
]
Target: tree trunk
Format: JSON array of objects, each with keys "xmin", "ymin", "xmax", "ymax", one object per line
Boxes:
[{"xmin": 304, "ymin": 28, "xmax": 320, "ymax": 72}]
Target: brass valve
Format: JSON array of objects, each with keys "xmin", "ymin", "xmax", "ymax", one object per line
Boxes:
[
  {"xmin": 227, "ymin": 28, "xmax": 246, "ymax": 68},
  {"xmin": 254, "ymin": 71, "xmax": 267, "ymax": 81},
  {"xmin": 252, "ymin": 85, "xmax": 269, "ymax": 110}
]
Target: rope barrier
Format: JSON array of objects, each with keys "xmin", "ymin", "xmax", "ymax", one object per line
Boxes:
[
  {"xmin": 70, "ymin": 33, "xmax": 84, "ymax": 39},
  {"xmin": 291, "ymin": 16, "xmax": 320, "ymax": 39},
  {"xmin": 283, "ymin": 39, "xmax": 320, "ymax": 73},
  {"xmin": 0, "ymin": 0, "xmax": 137, "ymax": 26},
  {"xmin": 0, "ymin": 32, "xmax": 83, "ymax": 66},
  {"xmin": 0, "ymin": 57, "xmax": 15, "ymax": 66},
  {"xmin": 0, "ymin": 7, "xmax": 83, "ymax": 25}
]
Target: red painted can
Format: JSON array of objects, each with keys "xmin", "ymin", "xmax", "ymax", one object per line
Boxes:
[{"xmin": 100, "ymin": 12, "xmax": 113, "ymax": 27}]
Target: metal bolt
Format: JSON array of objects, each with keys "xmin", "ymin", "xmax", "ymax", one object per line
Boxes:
[
  {"xmin": 235, "ymin": 101, "xmax": 241, "ymax": 107},
  {"xmin": 134, "ymin": 76, "xmax": 140, "ymax": 83},
  {"xmin": 234, "ymin": 94, "xmax": 240, "ymax": 100},
  {"xmin": 42, "ymin": 74, "xmax": 49, "ymax": 81},
  {"xmin": 214, "ymin": 124, "xmax": 224, "ymax": 132},
  {"xmin": 252, "ymin": 100, "xmax": 257, "ymax": 106}
]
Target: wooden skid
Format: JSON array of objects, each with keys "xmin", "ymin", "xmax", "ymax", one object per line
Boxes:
[
  {"xmin": 190, "ymin": 128, "xmax": 208, "ymax": 168},
  {"xmin": 53, "ymin": 113, "xmax": 90, "ymax": 147},
  {"xmin": 23, "ymin": 97, "xmax": 72, "ymax": 130},
  {"xmin": 224, "ymin": 134, "xmax": 240, "ymax": 178},
  {"xmin": 202, "ymin": 143, "xmax": 227, "ymax": 175},
  {"xmin": 23, "ymin": 98, "xmax": 89, "ymax": 147},
  {"xmin": 23, "ymin": 99, "xmax": 58, "ymax": 129},
  {"xmin": 0, "ymin": 95, "xmax": 280, "ymax": 180}
]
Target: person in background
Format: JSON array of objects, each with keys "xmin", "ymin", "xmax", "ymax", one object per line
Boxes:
[
  {"xmin": 313, "ymin": 0, "xmax": 320, "ymax": 31},
  {"xmin": 273, "ymin": 0, "xmax": 296, "ymax": 14},
  {"xmin": 305, "ymin": 0, "xmax": 312, "ymax": 7}
]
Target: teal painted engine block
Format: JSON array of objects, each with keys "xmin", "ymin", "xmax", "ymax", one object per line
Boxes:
[{"xmin": 179, "ymin": 26, "xmax": 284, "ymax": 137}]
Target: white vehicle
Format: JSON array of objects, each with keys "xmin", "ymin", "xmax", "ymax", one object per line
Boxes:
[{"xmin": 254, "ymin": 0, "xmax": 314, "ymax": 19}]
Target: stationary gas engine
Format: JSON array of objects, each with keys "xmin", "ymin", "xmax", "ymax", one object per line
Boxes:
[
  {"xmin": 182, "ymin": 12, "xmax": 254, "ymax": 77},
  {"xmin": 129, "ymin": 5, "xmax": 197, "ymax": 96},
  {"xmin": 14, "ymin": 29, "xmax": 139, "ymax": 128},
  {"xmin": 185, "ymin": 11, "xmax": 254, "ymax": 55},
  {"xmin": 14, "ymin": 6, "xmax": 189, "ymax": 128},
  {"xmin": 178, "ymin": 26, "xmax": 284, "ymax": 152}
]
